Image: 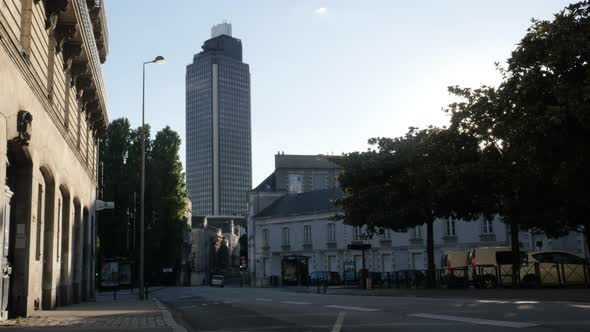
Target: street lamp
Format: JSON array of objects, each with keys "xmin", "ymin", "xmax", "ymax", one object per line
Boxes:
[{"xmin": 139, "ymin": 56, "xmax": 165, "ymax": 300}]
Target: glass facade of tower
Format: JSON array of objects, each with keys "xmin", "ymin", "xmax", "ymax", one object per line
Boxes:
[{"xmin": 186, "ymin": 34, "xmax": 251, "ymax": 216}]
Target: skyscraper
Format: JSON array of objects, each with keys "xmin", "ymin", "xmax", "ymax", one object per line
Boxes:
[{"xmin": 186, "ymin": 23, "xmax": 252, "ymax": 217}]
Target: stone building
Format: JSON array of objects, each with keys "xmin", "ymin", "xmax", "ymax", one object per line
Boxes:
[
  {"xmin": 190, "ymin": 215, "xmax": 245, "ymax": 284},
  {"xmin": 249, "ymin": 154, "xmax": 588, "ymax": 286},
  {"xmin": 0, "ymin": 0, "xmax": 109, "ymax": 319},
  {"xmin": 252, "ymin": 189, "xmax": 588, "ymax": 286}
]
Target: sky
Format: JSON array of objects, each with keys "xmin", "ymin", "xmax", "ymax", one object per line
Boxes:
[{"xmin": 102, "ymin": 0, "xmax": 571, "ymax": 187}]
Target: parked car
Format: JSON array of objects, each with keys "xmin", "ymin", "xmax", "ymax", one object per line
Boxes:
[
  {"xmin": 210, "ymin": 274, "xmax": 224, "ymax": 287},
  {"xmin": 467, "ymin": 247, "xmax": 588, "ymax": 288},
  {"xmin": 524, "ymin": 251, "xmax": 587, "ymax": 287},
  {"xmin": 308, "ymin": 271, "xmax": 341, "ymax": 285}
]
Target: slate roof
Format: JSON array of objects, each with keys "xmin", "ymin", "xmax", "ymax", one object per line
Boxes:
[
  {"xmin": 252, "ymin": 171, "xmax": 276, "ymax": 192},
  {"xmin": 275, "ymin": 154, "xmax": 339, "ymax": 170},
  {"xmin": 254, "ymin": 188, "xmax": 343, "ymax": 219}
]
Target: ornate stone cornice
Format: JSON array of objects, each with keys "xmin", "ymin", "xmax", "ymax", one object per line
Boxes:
[
  {"xmin": 44, "ymin": 0, "xmax": 69, "ymax": 30},
  {"xmin": 54, "ymin": 22, "xmax": 78, "ymax": 53},
  {"xmin": 70, "ymin": 61, "xmax": 89, "ymax": 89},
  {"xmin": 77, "ymin": 77, "xmax": 96, "ymax": 107},
  {"xmin": 62, "ymin": 41, "xmax": 82, "ymax": 71},
  {"xmin": 81, "ymin": 90, "xmax": 97, "ymax": 112}
]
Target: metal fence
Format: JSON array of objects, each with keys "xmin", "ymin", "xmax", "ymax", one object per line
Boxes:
[{"xmin": 365, "ymin": 262, "xmax": 590, "ymax": 289}]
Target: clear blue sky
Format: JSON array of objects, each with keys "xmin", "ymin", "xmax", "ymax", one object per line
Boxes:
[{"xmin": 103, "ymin": 0, "xmax": 570, "ymax": 187}]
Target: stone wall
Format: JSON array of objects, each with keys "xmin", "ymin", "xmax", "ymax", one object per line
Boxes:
[{"xmin": 0, "ymin": 0, "xmax": 109, "ymax": 318}]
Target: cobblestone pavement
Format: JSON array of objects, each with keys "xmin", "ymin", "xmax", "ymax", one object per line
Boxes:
[
  {"xmin": 0, "ymin": 292, "xmax": 175, "ymax": 331},
  {"xmin": 2, "ymin": 313, "xmax": 167, "ymax": 329}
]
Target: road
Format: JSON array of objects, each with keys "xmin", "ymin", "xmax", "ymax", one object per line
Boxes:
[{"xmin": 152, "ymin": 286, "xmax": 590, "ymax": 331}]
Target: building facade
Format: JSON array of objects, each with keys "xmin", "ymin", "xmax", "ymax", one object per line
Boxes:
[
  {"xmin": 0, "ymin": 0, "xmax": 109, "ymax": 318},
  {"xmin": 186, "ymin": 22, "xmax": 251, "ymax": 217},
  {"xmin": 249, "ymin": 155, "xmax": 588, "ymax": 286},
  {"xmin": 247, "ymin": 154, "xmax": 342, "ymax": 283},
  {"xmin": 252, "ymin": 190, "xmax": 588, "ymax": 286},
  {"xmin": 190, "ymin": 215, "xmax": 245, "ymax": 284}
]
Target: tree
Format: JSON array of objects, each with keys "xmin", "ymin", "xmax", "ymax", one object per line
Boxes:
[
  {"xmin": 145, "ymin": 126, "xmax": 189, "ymax": 280},
  {"xmin": 502, "ymin": 0, "xmax": 590, "ymax": 255},
  {"xmin": 239, "ymin": 234, "xmax": 248, "ymax": 259},
  {"xmin": 446, "ymin": 1, "xmax": 590, "ymax": 282},
  {"xmin": 99, "ymin": 119, "xmax": 189, "ymax": 284},
  {"xmin": 332, "ymin": 127, "xmax": 480, "ymax": 287},
  {"xmin": 98, "ymin": 118, "xmax": 133, "ymax": 258}
]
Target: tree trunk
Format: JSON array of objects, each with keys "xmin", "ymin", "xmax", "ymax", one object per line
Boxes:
[
  {"xmin": 584, "ymin": 224, "xmax": 590, "ymax": 260},
  {"xmin": 426, "ymin": 219, "xmax": 436, "ymax": 288},
  {"xmin": 510, "ymin": 220, "xmax": 520, "ymax": 288}
]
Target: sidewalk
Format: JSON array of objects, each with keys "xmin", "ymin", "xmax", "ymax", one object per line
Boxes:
[
  {"xmin": 0, "ymin": 291, "xmax": 182, "ymax": 331},
  {"xmin": 284, "ymin": 285, "xmax": 590, "ymax": 302}
]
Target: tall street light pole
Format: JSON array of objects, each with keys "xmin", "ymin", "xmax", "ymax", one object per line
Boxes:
[{"xmin": 140, "ymin": 55, "xmax": 165, "ymax": 300}]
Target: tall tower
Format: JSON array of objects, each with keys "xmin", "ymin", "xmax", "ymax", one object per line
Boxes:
[{"xmin": 186, "ymin": 23, "xmax": 252, "ymax": 217}]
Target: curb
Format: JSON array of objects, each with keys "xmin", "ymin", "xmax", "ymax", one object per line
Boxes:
[{"xmin": 153, "ymin": 297, "xmax": 188, "ymax": 332}]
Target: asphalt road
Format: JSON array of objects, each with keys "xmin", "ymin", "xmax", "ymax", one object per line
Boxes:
[{"xmin": 153, "ymin": 286, "xmax": 590, "ymax": 332}]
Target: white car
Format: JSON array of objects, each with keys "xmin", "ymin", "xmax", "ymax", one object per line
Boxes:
[{"xmin": 210, "ymin": 275, "xmax": 224, "ymax": 287}]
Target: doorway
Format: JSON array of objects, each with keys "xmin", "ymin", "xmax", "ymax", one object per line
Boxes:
[
  {"xmin": 40, "ymin": 167, "xmax": 55, "ymax": 310},
  {"xmin": 81, "ymin": 209, "xmax": 89, "ymax": 301},
  {"xmin": 5, "ymin": 143, "xmax": 33, "ymax": 318},
  {"xmin": 411, "ymin": 252, "xmax": 425, "ymax": 270},
  {"xmin": 57, "ymin": 185, "xmax": 70, "ymax": 306},
  {"xmin": 71, "ymin": 199, "xmax": 81, "ymax": 303}
]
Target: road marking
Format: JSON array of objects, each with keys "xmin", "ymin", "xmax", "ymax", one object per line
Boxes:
[
  {"xmin": 409, "ymin": 313, "xmax": 539, "ymax": 328},
  {"xmin": 477, "ymin": 300, "xmax": 509, "ymax": 304},
  {"xmin": 280, "ymin": 301, "xmax": 311, "ymax": 305},
  {"xmin": 324, "ymin": 305, "xmax": 381, "ymax": 312},
  {"xmin": 570, "ymin": 304, "xmax": 590, "ymax": 309},
  {"xmin": 513, "ymin": 301, "xmax": 539, "ymax": 304},
  {"xmin": 256, "ymin": 298, "xmax": 273, "ymax": 302},
  {"xmin": 331, "ymin": 312, "xmax": 346, "ymax": 332},
  {"xmin": 179, "ymin": 305, "xmax": 196, "ymax": 309},
  {"xmin": 152, "ymin": 298, "xmax": 188, "ymax": 332}
]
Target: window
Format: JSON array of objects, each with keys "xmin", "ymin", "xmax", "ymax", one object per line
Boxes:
[
  {"xmin": 35, "ymin": 184, "xmax": 43, "ymax": 261},
  {"xmin": 327, "ymin": 223, "xmax": 336, "ymax": 243},
  {"xmin": 353, "ymin": 226, "xmax": 361, "ymax": 241},
  {"xmin": 411, "ymin": 226, "xmax": 423, "ymax": 239},
  {"xmin": 262, "ymin": 229, "xmax": 269, "ymax": 246},
  {"xmin": 481, "ymin": 219, "xmax": 494, "ymax": 234},
  {"xmin": 304, "ymin": 225, "xmax": 312, "ymax": 244},
  {"xmin": 282, "ymin": 227, "xmax": 290, "ymax": 245},
  {"xmin": 56, "ymin": 198, "xmax": 61, "ymax": 262},
  {"xmin": 445, "ymin": 220, "xmax": 456, "ymax": 236},
  {"xmin": 312, "ymin": 174, "xmax": 327, "ymax": 190},
  {"xmin": 287, "ymin": 174, "xmax": 303, "ymax": 193}
]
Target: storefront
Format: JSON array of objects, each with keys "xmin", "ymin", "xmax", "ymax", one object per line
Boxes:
[{"xmin": 281, "ymin": 256, "xmax": 309, "ymax": 286}]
